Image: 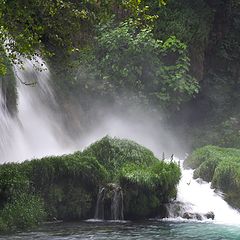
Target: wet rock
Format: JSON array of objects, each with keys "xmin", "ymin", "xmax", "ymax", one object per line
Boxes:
[
  {"xmin": 166, "ymin": 201, "xmax": 188, "ymax": 218},
  {"xmin": 196, "ymin": 178, "xmax": 205, "ymax": 184},
  {"xmin": 204, "ymin": 211, "xmax": 215, "ymax": 220},
  {"xmin": 183, "ymin": 212, "xmax": 203, "ymax": 220}
]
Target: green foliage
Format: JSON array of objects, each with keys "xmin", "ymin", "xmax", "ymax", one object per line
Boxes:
[
  {"xmin": 82, "ymin": 136, "xmax": 158, "ymax": 176},
  {"xmin": 0, "ymin": 136, "xmax": 181, "ymax": 229},
  {"xmin": 0, "ymin": 163, "xmax": 30, "ymax": 207},
  {"xmin": 154, "ymin": 0, "xmax": 213, "ymax": 45},
  {"xmin": 0, "ymin": 0, "xmax": 107, "ymax": 73},
  {"xmin": 118, "ymin": 160, "xmax": 180, "ymax": 219},
  {"xmin": 0, "ymin": 193, "xmax": 46, "ymax": 232},
  {"xmin": 119, "ymin": 161, "xmax": 180, "ymax": 193},
  {"xmin": 0, "ymin": 151, "xmax": 108, "ymax": 231},
  {"xmin": 83, "ymin": 136, "xmax": 180, "ymax": 219},
  {"xmin": 78, "ymin": 19, "xmax": 198, "ymax": 111},
  {"xmin": 24, "ymin": 153, "xmax": 108, "ymax": 220},
  {"xmin": 185, "ymin": 145, "xmax": 240, "ymax": 209}
]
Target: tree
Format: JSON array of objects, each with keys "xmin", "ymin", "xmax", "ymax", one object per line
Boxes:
[{"xmin": 78, "ymin": 19, "xmax": 199, "ymax": 111}]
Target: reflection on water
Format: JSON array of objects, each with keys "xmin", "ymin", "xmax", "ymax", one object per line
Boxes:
[{"xmin": 1, "ymin": 220, "xmax": 240, "ymax": 240}]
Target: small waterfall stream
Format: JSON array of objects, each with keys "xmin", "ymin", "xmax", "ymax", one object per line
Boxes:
[
  {"xmin": 94, "ymin": 185, "xmax": 124, "ymax": 221},
  {"xmin": 94, "ymin": 187, "xmax": 105, "ymax": 220},
  {"xmin": 111, "ymin": 187, "xmax": 124, "ymax": 221}
]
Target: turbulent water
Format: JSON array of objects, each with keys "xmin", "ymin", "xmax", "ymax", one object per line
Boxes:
[
  {"xmin": 1, "ymin": 221, "xmax": 240, "ymax": 240},
  {"xmin": 176, "ymin": 164, "xmax": 240, "ymax": 225}
]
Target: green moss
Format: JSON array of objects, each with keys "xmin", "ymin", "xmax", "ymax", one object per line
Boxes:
[
  {"xmin": 118, "ymin": 161, "xmax": 180, "ymax": 219},
  {"xmin": 82, "ymin": 136, "xmax": 158, "ymax": 178}
]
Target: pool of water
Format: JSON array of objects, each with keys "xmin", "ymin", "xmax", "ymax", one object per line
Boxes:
[{"xmin": 1, "ymin": 220, "xmax": 240, "ymax": 240}]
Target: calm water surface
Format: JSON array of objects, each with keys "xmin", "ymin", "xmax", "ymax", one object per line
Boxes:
[{"xmin": 1, "ymin": 220, "xmax": 240, "ymax": 240}]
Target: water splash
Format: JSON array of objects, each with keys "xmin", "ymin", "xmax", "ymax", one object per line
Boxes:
[{"xmin": 169, "ymin": 160, "xmax": 240, "ymax": 225}]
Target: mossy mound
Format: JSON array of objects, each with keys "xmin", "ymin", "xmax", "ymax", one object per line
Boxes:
[
  {"xmin": 82, "ymin": 136, "xmax": 159, "ymax": 176},
  {"xmin": 184, "ymin": 145, "xmax": 240, "ymax": 209},
  {"xmin": 0, "ymin": 153, "xmax": 107, "ymax": 232},
  {"xmin": 0, "ymin": 136, "xmax": 181, "ymax": 232},
  {"xmin": 119, "ymin": 161, "xmax": 180, "ymax": 219}
]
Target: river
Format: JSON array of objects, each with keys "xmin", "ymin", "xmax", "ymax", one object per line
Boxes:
[{"xmin": 1, "ymin": 220, "xmax": 240, "ymax": 240}]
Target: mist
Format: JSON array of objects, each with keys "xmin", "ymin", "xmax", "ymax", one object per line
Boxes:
[
  {"xmin": 0, "ymin": 57, "xmax": 188, "ymax": 163},
  {"xmin": 77, "ymin": 107, "xmax": 187, "ymax": 159}
]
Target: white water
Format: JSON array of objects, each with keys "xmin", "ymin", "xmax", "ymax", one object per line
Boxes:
[
  {"xmin": 0, "ymin": 58, "xmax": 240, "ymax": 226},
  {"xmin": 176, "ymin": 161, "xmax": 240, "ymax": 225},
  {"xmin": 0, "ymin": 58, "xmax": 74, "ymax": 162}
]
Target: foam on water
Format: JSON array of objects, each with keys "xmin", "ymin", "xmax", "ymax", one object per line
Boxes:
[{"xmin": 175, "ymin": 160, "xmax": 240, "ymax": 225}]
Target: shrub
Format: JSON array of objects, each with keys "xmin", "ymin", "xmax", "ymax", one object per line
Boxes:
[
  {"xmin": 82, "ymin": 136, "xmax": 158, "ymax": 178},
  {"xmin": 0, "ymin": 194, "xmax": 46, "ymax": 231}
]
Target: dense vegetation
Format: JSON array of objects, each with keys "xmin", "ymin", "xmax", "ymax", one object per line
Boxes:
[
  {"xmin": 0, "ymin": 0, "xmax": 240, "ymax": 229},
  {"xmin": 0, "ymin": 137, "xmax": 180, "ymax": 232},
  {"xmin": 0, "ymin": 0, "xmax": 239, "ymax": 150},
  {"xmin": 184, "ymin": 145, "xmax": 240, "ymax": 209}
]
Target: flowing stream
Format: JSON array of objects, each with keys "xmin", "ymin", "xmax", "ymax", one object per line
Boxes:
[{"xmin": 0, "ymin": 59, "xmax": 240, "ymax": 238}]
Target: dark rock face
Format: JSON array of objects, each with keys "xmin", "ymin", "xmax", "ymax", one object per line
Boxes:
[
  {"xmin": 183, "ymin": 212, "xmax": 203, "ymax": 220},
  {"xmin": 204, "ymin": 211, "xmax": 215, "ymax": 220},
  {"xmin": 182, "ymin": 211, "xmax": 215, "ymax": 220}
]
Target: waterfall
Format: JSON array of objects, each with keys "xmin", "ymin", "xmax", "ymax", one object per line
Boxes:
[
  {"xmin": 94, "ymin": 187, "xmax": 105, "ymax": 220},
  {"xmin": 167, "ymin": 159, "xmax": 240, "ymax": 225},
  {"xmin": 0, "ymin": 57, "xmax": 74, "ymax": 163},
  {"xmin": 111, "ymin": 187, "xmax": 124, "ymax": 221},
  {"xmin": 94, "ymin": 185, "xmax": 124, "ymax": 221}
]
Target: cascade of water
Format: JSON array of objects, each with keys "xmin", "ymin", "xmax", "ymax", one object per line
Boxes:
[
  {"xmin": 111, "ymin": 187, "xmax": 124, "ymax": 221},
  {"xmin": 94, "ymin": 185, "xmax": 124, "ymax": 221},
  {"xmin": 168, "ymin": 160, "xmax": 240, "ymax": 225},
  {"xmin": 94, "ymin": 187, "xmax": 105, "ymax": 220},
  {"xmin": 0, "ymin": 57, "xmax": 74, "ymax": 163}
]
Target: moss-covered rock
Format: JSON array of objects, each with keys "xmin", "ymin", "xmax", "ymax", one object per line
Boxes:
[
  {"xmin": 184, "ymin": 145, "xmax": 240, "ymax": 209},
  {"xmin": 119, "ymin": 161, "xmax": 180, "ymax": 219},
  {"xmin": 82, "ymin": 136, "xmax": 159, "ymax": 177},
  {"xmin": 0, "ymin": 136, "xmax": 181, "ymax": 232}
]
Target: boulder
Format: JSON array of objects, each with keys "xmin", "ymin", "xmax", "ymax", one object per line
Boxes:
[
  {"xmin": 183, "ymin": 212, "xmax": 203, "ymax": 220},
  {"xmin": 204, "ymin": 211, "xmax": 215, "ymax": 220}
]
